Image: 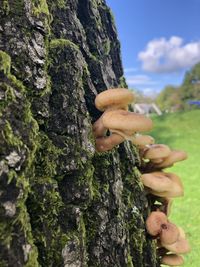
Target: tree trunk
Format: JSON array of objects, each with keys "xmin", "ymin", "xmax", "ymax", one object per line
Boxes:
[{"xmin": 0, "ymin": 1, "xmax": 159, "ymax": 266}]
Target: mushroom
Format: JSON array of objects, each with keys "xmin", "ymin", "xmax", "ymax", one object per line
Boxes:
[
  {"xmin": 93, "ymin": 116, "xmax": 107, "ymax": 138},
  {"xmin": 102, "ymin": 109, "xmax": 153, "ymax": 141},
  {"xmin": 160, "ymin": 222, "xmax": 180, "ymax": 245},
  {"xmin": 95, "ymin": 88, "xmax": 134, "ymax": 112},
  {"xmin": 155, "ymin": 150, "xmax": 188, "ymax": 169},
  {"xmin": 161, "ymin": 254, "xmax": 184, "ymax": 266},
  {"xmin": 93, "ymin": 88, "xmax": 135, "ymax": 152},
  {"xmin": 143, "ymin": 144, "xmax": 171, "ymax": 163},
  {"xmin": 146, "ymin": 211, "xmax": 168, "ymax": 236},
  {"xmin": 141, "ymin": 172, "xmax": 184, "ymax": 198},
  {"xmin": 131, "ymin": 134, "xmax": 155, "ymax": 149},
  {"xmin": 178, "ymin": 227, "xmax": 186, "ymax": 239},
  {"xmin": 162, "ymin": 236, "xmax": 191, "ymax": 254},
  {"xmin": 146, "ymin": 211, "xmax": 179, "ymax": 245},
  {"xmin": 95, "ymin": 133, "xmax": 124, "ymax": 152},
  {"xmin": 161, "ymin": 226, "xmax": 190, "ymax": 254}
]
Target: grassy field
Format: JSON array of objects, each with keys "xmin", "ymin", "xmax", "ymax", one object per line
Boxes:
[{"xmin": 150, "ymin": 109, "xmax": 200, "ymax": 266}]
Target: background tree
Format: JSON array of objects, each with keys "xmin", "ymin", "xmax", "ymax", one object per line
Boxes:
[
  {"xmin": 0, "ymin": 1, "xmax": 158, "ymax": 266},
  {"xmin": 156, "ymin": 85, "xmax": 181, "ymax": 112},
  {"xmin": 179, "ymin": 63, "xmax": 200, "ymax": 104},
  {"xmin": 156, "ymin": 63, "xmax": 200, "ymax": 112}
]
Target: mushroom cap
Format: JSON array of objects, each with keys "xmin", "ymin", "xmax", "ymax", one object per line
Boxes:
[
  {"xmin": 132, "ymin": 134, "xmax": 155, "ymax": 148},
  {"xmin": 146, "ymin": 211, "xmax": 167, "ymax": 236},
  {"xmin": 95, "ymin": 133, "xmax": 124, "ymax": 152},
  {"xmin": 161, "ymin": 254, "xmax": 184, "ymax": 266},
  {"xmin": 141, "ymin": 172, "xmax": 173, "ymax": 193},
  {"xmin": 156, "ymin": 150, "xmax": 188, "ymax": 168},
  {"xmin": 160, "ymin": 222, "xmax": 180, "ymax": 245},
  {"xmin": 178, "ymin": 227, "xmax": 186, "ymax": 239},
  {"xmin": 146, "ymin": 172, "xmax": 184, "ymax": 198},
  {"xmin": 162, "ymin": 237, "xmax": 191, "ymax": 254},
  {"xmin": 157, "ymin": 173, "xmax": 183, "ymax": 198},
  {"xmin": 102, "ymin": 110, "xmax": 153, "ymax": 135},
  {"xmin": 95, "ymin": 88, "xmax": 134, "ymax": 111},
  {"xmin": 151, "ymin": 158, "xmax": 165, "ymax": 164},
  {"xmin": 143, "ymin": 144, "xmax": 171, "ymax": 160},
  {"xmin": 93, "ymin": 117, "xmax": 107, "ymax": 138}
]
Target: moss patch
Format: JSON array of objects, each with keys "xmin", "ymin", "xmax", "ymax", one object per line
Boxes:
[
  {"xmin": 0, "ymin": 50, "xmax": 11, "ymax": 75},
  {"xmin": 50, "ymin": 38, "xmax": 80, "ymax": 52},
  {"xmin": 32, "ymin": 0, "xmax": 50, "ymax": 16}
]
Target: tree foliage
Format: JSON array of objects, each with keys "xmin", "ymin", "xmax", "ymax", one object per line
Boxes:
[{"xmin": 156, "ymin": 63, "xmax": 200, "ymax": 111}]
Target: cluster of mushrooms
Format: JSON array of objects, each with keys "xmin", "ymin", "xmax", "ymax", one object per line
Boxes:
[{"xmin": 93, "ymin": 88, "xmax": 190, "ymax": 266}]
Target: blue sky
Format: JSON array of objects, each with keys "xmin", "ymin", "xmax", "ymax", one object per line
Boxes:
[{"xmin": 106, "ymin": 0, "xmax": 200, "ymax": 96}]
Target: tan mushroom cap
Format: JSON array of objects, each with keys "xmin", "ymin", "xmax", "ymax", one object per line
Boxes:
[
  {"xmin": 143, "ymin": 144, "xmax": 171, "ymax": 160},
  {"xmin": 162, "ymin": 237, "xmax": 191, "ymax": 254},
  {"xmin": 160, "ymin": 222, "xmax": 180, "ymax": 245},
  {"xmin": 156, "ymin": 150, "xmax": 188, "ymax": 169},
  {"xmin": 102, "ymin": 110, "xmax": 153, "ymax": 137},
  {"xmin": 178, "ymin": 227, "xmax": 186, "ymax": 239},
  {"xmin": 95, "ymin": 88, "xmax": 134, "ymax": 111},
  {"xmin": 93, "ymin": 117, "xmax": 107, "ymax": 138},
  {"xmin": 146, "ymin": 211, "xmax": 168, "ymax": 236},
  {"xmin": 145, "ymin": 172, "xmax": 184, "ymax": 198},
  {"xmin": 95, "ymin": 133, "xmax": 124, "ymax": 152},
  {"xmin": 141, "ymin": 172, "xmax": 173, "ymax": 193},
  {"xmin": 161, "ymin": 254, "xmax": 184, "ymax": 266},
  {"xmin": 132, "ymin": 134, "xmax": 155, "ymax": 148}
]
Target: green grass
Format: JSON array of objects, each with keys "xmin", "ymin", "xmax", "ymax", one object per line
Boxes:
[{"xmin": 150, "ymin": 110, "xmax": 200, "ymax": 266}]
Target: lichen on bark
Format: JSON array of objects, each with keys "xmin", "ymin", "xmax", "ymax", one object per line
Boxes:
[{"xmin": 0, "ymin": 0, "xmax": 159, "ymax": 266}]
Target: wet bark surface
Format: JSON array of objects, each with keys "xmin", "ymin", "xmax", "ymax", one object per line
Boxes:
[{"xmin": 0, "ymin": 1, "xmax": 159, "ymax": 266}]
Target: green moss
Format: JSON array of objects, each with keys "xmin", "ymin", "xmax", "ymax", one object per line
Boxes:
[
  {"xmin": 2, "ymin": 0, "xmax": 10, "ymax": 15},
  {"xmin": 57, "ymin": 0, "xmax": 66, "ymax": 8},
  {"xmin": 0, "ymin": 50, "xmax": 11, "ymax": 75},
  {"xmin": 0, "ymin": 259, "xmax": 8, "ymax": 267},
  {"xmin": 27, "ymin": 179, "xmax": 65, "ymax": 265},
  {"xmin": 35, "ymin": 132, "xmax": 63, "ymax": 178},
  {"xmin": 0, "ymin": 84, "xmax": 16, "ymax": 113},
  {"xmin": 103, "ymin": 39, "xmax": 111, "ymax": 56},
  {"xmin": 107, "ymin": 7, "xmax": 116, "ymax": 25},
  {"xmin": 127, "ymin": 254, "xmax": 134, "ymax": 267},
  {"xmin": 0, "ymin": 219, "xmax": 12, "ymax": 246},
  {"xmin": 48, "ymin": 0, "xmax": 67, "ymax": 11},
  {"xmin": 77, "ymin": 164, "xmax": 95, "ymax": 201},
  {"xmin": 2, "ymin": 121, "xmax": 23, "ymax": 148},
  {"xmin": 119, "ymin": 76, "xmax": 128, "ymax": 88},
  {"xmin": 13, "ymin": 195, "xmax": 39, "ymax": 266},
  {"xmin": 7, "ymin": 169, "xmax": 17, "ymax": 184},
  {"xmin": 103, "ymin": 183, "xmax": 109, "ymax": 193},
  {"xmin": 24, "ymin": 249, "xmax": 39, "ymax": 267},
  {"xmin": 32, "ymin": 0, "xmax": 50, "ymax": 16},
  {"xmin": 50, "ymin": 38, "xmax": 80, "ymax": 52},
  {"xmin": 9, "ymin": 75, "xmax": 26, "ymax": 94},
  {"xmin": 78, "ymin": 216, "xmax": 87, "ymax": 263}
]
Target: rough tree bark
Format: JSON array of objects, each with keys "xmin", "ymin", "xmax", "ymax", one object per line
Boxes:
[{"xmin": 0, "ymin": 1, "xmax": 159, "ymax": 266}]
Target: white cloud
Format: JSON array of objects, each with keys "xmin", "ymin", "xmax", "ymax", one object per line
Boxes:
[
  {"xmin": 138, "ymin": 36, "xmax": 200, "ymax": 73},
  {"xmin": 124, "ymin": 67, "xmax": 138, "ymax": 73},
  {"xmin": 141, "ymin": 87, "xmax": 161, "ymax": 96},
  {"xmin": 126, "ymin": 74, "xmax": 158, "ymax": 86}
]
